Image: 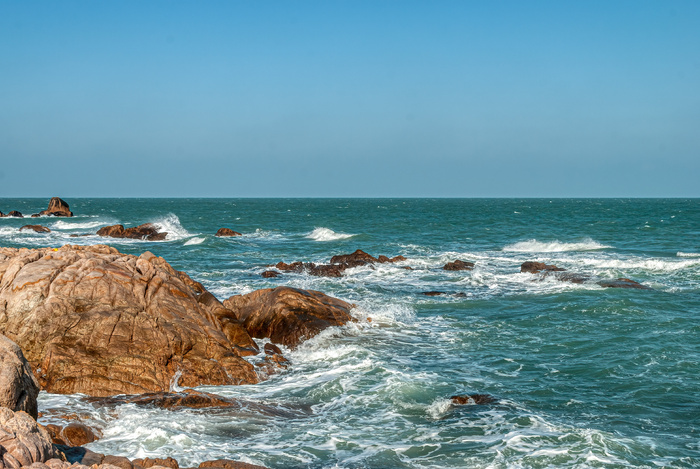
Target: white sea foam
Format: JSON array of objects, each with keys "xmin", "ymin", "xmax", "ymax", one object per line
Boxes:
[
  {"xmin": 50, "ymin": 220, "xmax": 106, "ymax": 230},
  {"xmin": 151, "ymin": 214, "xmax": 194, "ymax": 241},
  {"xmin": 503, "ymin": 238, "xmax": 611, "ymax": 252},
  {"xmin": 306, "ymin": 227, "xmax": 355, "ymax": 241},
  {"xmin": 677, "ymin": 252, "xmax": 700, "ymax": 258},
  {"xmin": 426, "ymin": 398, "xmax": 453, "ymax": 420},
  {"xmin": 184, "ymin": 237, "xmax": 205, "ymax": 246}
]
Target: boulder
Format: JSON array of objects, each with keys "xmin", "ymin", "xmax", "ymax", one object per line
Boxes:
[
  {"xmin": 0, "ymin": 335, "xmax": 40, "ymax": 419},
  {"xmin": 0, "ymin": 245, "xmax": 259, "ymax": 396},
  {"xmin": 96, "ymin": 223, "xmax": 167, "ymax": 241},
  {"xmin": 260, "ymin": 271, "xmax": 279, "ymax": 278},
  {"xmin": 19, "ymin": 225, "xmax": 51, "ymax": 234},
  {"xmin": 597, "ymin": 278, "xmax": 652, "ymax": 290},
  {"xmin": 223, "ymin": 287, "xmax": 355, "ymax": 348},
  {"xmin": 329, "ymin": 249, "xmax": 377, "ymax": 265},
  {"xmin": 520, "ymin": 261, "xmax": 565, "ymax": 274},
  {"xmin": 36, "ymin": 198, "xmax": 73, "ymax": 217},
  {"xmin": 133, "ymin": 458, "xmax": 178, "ymax": 469},
  {"xmin": 443, "ymin": 260, "xmax": 474, "ymax": 271},
  {"xmin": 0, "ymin": 408, "xmax": 60, "ymax": 467},
  {"xmin": 6, "ymin": 211, "xmax": 23, "ymax": 218},
  {"xmin": 215, "ymin": 228, "xmax": 242, "ymax": 237}
]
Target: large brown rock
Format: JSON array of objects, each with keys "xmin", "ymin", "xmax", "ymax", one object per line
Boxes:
[
  {"xmin": 0, "ymin": 245, "xmax": 259, "ymax": 396},
  {"xmin": 37, "ymin": 198, "xmax": 73, "ymax": 217},
  {"xmin": 215, "ymin": 228, "xmax": 242, "ymax": 237},
  {"xmin": 6, "ymin": 211, "xmax": 23, "ymax": 218},
  {"xmin": 96, "ymin": 223, "xmax": 167, "ymax": 241},
  {"xmin": 0, "ymin": 335, "xmax": 40, "ymax": 419},
  {"xmin": 223, "ymin": 287, "xmax": 355, "ymax": 348},
  {"xmin": 0, "ymin": 407, "xmax": 60, "ymax": 468}
]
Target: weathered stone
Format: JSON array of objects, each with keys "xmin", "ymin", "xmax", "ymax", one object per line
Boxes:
[
  {"xmin": 36, "ymin": 198, "xmax": 73, "ymax": 217},
  {"xmin": 96, "ymin": 224, "xmax": 167, "ymax": 241},
  {"xmin": 6, "ymin": 212, "xmax": 22, "ymax": 218},
  {"xmin": 520, "ymin": 262, "xmax": 565, "ymax": 274},
  {"xmin": 443, "ymin": 260, "xmax": 475, "ymax": 271},
  {"xmin": 0, "ymin": 335, "xmax": 39, "ymax": 419},
  {"xmin": 89, "ymin": 389, "xmax": 241, "ymax": 411},
  {"xmin": 0, "ymin": 245, "xmax": 258, "ymax": 396},
  {"xmin": 223, "ymin": 287, "xmax": 355, "ymax": 348},
  {"xmin": 329, "ymin": 250, "xmax": 377, "ymax": 265},
  {"xmin": 101, "ymin": 455, "xmax": 133, "ymax": 469},
  {"xmin": 59, "ymin": 422, "xmax": 101, "ymax": 446},
  {"xmin": 215, "ymin": 228, "xmax": 242, "ymax": 237},
  {"xmin": 0, "ymin": 408, "xmax": 60, "ymax": 466},
  {"xmin": 260, "ymin": 271, "xmax": 279, "ymax": 278},
  {"xmin": 133, "ymin": 458, "xmax": 178, "ymax": 469},
  {"xmin": 597, "ymin": 278, "xmax": 651, "ymax": 290},
  {"xmin": 19, "ymin": 225, "xmax": 51, "ymax": 234}
]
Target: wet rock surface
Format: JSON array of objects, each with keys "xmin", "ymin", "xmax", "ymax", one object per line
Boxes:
[
  {"xmin": 96, "ymin": 224, "xmax": 167, "ymax": 241},
  {"xmin": 19, "ymin": 225, "xmax": 51, "ymax": 233},
  {"xmin": 451, "ymin": 394, "xmax": 496, "ymax": 405},
  {"xmin": 520, "ymin": 261, "xmax": 650, "ymax": 289},
  {"xmin": 223, "ymin": 286, "xmax": 355, "ymax": 348},
  {"xmin": 0, "ymin": 245, "xmax": 259, "ymax": 396},
  {"xmin": 443, "ymin": 260, "xmax": 475, "ymax": 271},
  {"xmin": 215, "ymin": 228, "xmax": 242, "ymax": 237},
  {"xmin": 275, "ymin": 250, "xmax": 407, "ymax": 278}
]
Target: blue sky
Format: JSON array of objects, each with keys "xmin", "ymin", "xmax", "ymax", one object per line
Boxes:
[{"xmin": 1, "ymin": 0, "xmax": 698, "ymax": 197}]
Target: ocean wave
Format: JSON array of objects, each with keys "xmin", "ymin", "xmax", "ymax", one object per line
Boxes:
[
  {"xmin": 306, "ymin": 227, "xmax": 355, "ymax": 242},
  {"xmin": 50, "ymin": 220, "xmax": 106, "ymax": 230},
  {"xmin": 183, "ymin": 237, "xmax": 206, "ymax": 246},
  {"xmin": 677, "ymin": 252, "xmax": 700, "ymax": 258},
  {"xmin": 151, "ymin": 214, "xmax": 194, "ymax": 241},
  {"xmin": 503, "ymin": 238, "xmax": 611, "ymax": 252}
]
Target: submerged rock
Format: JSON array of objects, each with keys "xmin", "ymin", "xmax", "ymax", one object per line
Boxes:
[
  {"xmin": 597, "ymin": 278, "xmax": 652, "ymax": 290},
  {"xmin": 275, "ymin": 250, "xmax": 408, "ymax": 278},
  {"xmin": 451, "ymin": 394, "xmax": 496, "ymax": 405},
  {"xmin": 96, "ymin": 223, "xmax": 167, "ymax": 241},
  {"xmin": 35, "ymin": 197, "xmax": 73, "ymax": 217},
  {"xmin": 19, "ymin": 225, "xmax": 51, "ymax": 233},
  {"xmin": 0, "ymin": 334, "xmax": 40, "ymax": 419},
  {"xmin": 520, "ymin": 261, "xmax": 565, "ymax": 274},
  {"xmin": 443, "ymin": 260, "xmax": 475, "ymax": 271},
  {"xmin": 223, "ymin": 286, "xmax": 355, "ymax": 348},
  {"xmin": 261, "ymin": 270, "xmax": 280, "ymax": 278},
  {"xmin": 520, "ymin": 261, "xmax": 649, "ymax": 289},
  {"xmin": 0, "ymin": 245, "xmax": 259, "ymax": 396},
  {"xmin": 215, "ymin": 228, "xmax": 242, "ymax": 237}
]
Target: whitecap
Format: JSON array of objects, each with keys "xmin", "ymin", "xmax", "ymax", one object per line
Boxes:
[
  {"xmin": 426, "ymin": 398, "xmax": 453, "ymax": 420},
  {"xmin": 677, "ymin": 252, "xmax": 700, "ymax": 258},
  {"xmin": 503, "ymin": 238, "xmax": 611, "ymax": 252},
  {"xmin": 306, "ymin": 227, "xmax": 355, "ymax": 242},
  {"xmin": 50, "ymin": 220, "xmax": 106, "ymax": 230},
  {"xmin": 184, "ymin": 237, "xmax": 205, "ymax": 246},
  {"xmin": 151, "ymin": 214, "xmax": 194, "ymax": 241}
]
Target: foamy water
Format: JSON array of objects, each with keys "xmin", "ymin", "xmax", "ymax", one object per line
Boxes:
[{"xmin": 306, "ymin": 227, "xmax": 356, "ymax": 241}]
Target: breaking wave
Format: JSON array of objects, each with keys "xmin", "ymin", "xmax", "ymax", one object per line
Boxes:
[
  {"xmin": 306, "ymin": 227, "xmax": 355, "ymax": 241},
  {"xmin": 503, "ymin": 238, "xmax": 611, "ymax": 252}
]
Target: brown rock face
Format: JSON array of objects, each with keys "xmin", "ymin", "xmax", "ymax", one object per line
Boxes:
[
  {"xmin": 19, "ymin": 225, "xmax": 51, "ymax": 233},
  {"xmin": 6, "ymin": 211, "xmax": 23, "ymax": 218},
  {"xmin": 215, "ymin": 228, "xmax": 242, "ymax": 237},
  {"xmin": 0, "ymin": 335, "xmax": 40, "ymax": 419},
  {"xmin": 37, "ymin": 198, "xmax": 73, "ymax": 217},
  {"xmin": 451, "ymin": 394, "xmax": 496, "ymax": 405},
  {"xmin": 0, "ymin": 408, "xmax": 60, "ymax": 467},
  {"xmin": 520, "ymin": 261, "xmax": 565, "ymax": 274},
  {"xmin": 97, "ymin": 223, "xmax": 167, "ymax": 241},
  {"xmin": 261, "ymin": 271, "xmax": 280, "ymax": 278},
  {"xmin": 276, "ymin": 250, "xmax": 408, "ymax": 278},
  {"xmin": 443, "ymin": 260, "xmax": 475, "ymax": 271},
  {"xmin": 0, "ymin": 245, "xmax": 258, "ymax": 396},
  {"xmin": 57, "ymin": 421, "xmax": 101, "ymax": 446},
  {"xmin": 223, "ymin": 287, "xmax": 355, "ymax": 348}
]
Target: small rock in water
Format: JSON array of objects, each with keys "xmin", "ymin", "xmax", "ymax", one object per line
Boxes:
[
  {"xmin": 422, "ymin": 291, "xmax": 446, "ymax": 296},
  {"xmin": 261, "ymin": 270, "xmax": 280, "ymax": 278},
  {"xmin": 597, "ymin": 278, "xmax": 651, "ymax": 290},
  {"xmin": 7, "ymin": 210, "xmax": 23, "ymax": 217},
  {"xmin": 19, "ymin": 224, "xmax": 51, "ymax": 233},
  {"xmin": 443, "ymin": 260, "xmax": 475, "ymax": 271},
  {"xmin": 215, "ymin": 228, "xmax": 242, "ymax": 237},
  {"xmin": 451, "ymin": 394, "xmax": 496, "ymax": 405},
  {"xmin": 520, "ymin": 261, "xmax": 565, "ymax": 274}
]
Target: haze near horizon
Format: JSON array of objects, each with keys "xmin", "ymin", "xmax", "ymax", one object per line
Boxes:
[{"xmin": 1, "ymin": 1, "xmax": 698, "ymax": 197}]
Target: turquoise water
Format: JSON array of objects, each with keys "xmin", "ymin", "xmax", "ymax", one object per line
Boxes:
[{"xmin": 2, "ymin": 198, "xmax": 699, "ymax": 468}]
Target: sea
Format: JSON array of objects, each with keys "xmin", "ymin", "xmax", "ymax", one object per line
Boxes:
[{"xmin": 1, "ymin": 198, "xmax": 698, "ymax": 469}]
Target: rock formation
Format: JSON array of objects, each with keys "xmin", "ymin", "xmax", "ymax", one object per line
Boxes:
[
  {"xmin": 6, "ymin": 211, "xmax": 23, "ymax": 218},
  {"xmin": 0, "ymin": 407, "xmax": 60, "ymax": 468},
  {"xmin": 0, "ymin": 245, "xmax": 259, "ymax": 396},
  {"xmin": 35, "ymin": 198, "xmax": 73, "ymax": 217},
  {"xmin": 0, "ymin": 335, "xmax": 40, "ymax": 419},
  {"xmin": 215, "ymin": 228, "xmax": 242, "ymax": 237},
  {"xmin": 443, "ymin": 260, "xmax": 474, "ymax": 271},
  {"xmin": 96, "ymin": 223, "xmax": 167, "ymax": 241},
  {"xmin": 223, "ymin": 286, "xmax": 355, "ymax": 348},
  {"xmin": 275, "ymin": 250, "xmax": 407, "ymax": 278},
  {"xmin": 520, "ymin": 261, "xmax": 650, "ymax": 289},
  {"xmin": 19, "ymin": 225, "xmax": 51, "ymax": 233}
]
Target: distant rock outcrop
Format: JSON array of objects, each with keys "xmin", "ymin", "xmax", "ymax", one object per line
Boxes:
[
  {"xmin": 35, "ymin": 197, "xmax": 73, "ymax": 217},
  {"xmin": 223, "ymin": 286, "xmax": 355, "ymax": 348},
  {"xmin": 19, "ymin": 225, "xmax": 51, "ymax": 233},
  {"xmin": 275, "ymin": 250, "xmax": 408, "ymax": 278},
  {"xmin": 443, "ymin": 260, "xmax": 475, "ymax": 271},
  {"xmin": 520, "ymin": 261, "xmax": 650, "ymax": 289},
  {"xmin": 215, "ymin": 228, "xmax": 242, "ymax": 237},
  {"xmin": 97, "ymin": 223, "xmax": 167, "ymax": 241},
  {"xmin": 0, "ymin": 245, "xmax": 260, "ymax": 396}
]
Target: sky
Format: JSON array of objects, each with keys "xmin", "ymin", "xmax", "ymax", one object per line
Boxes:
[{"xmin": 1, "ymin": 0, "xmax": 698, "ymax": 197}]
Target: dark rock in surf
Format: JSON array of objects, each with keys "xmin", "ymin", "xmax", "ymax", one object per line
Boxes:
[
  {"xmin": 275, "ymin": 250, "xmax": 408, "ymax": 278},
  {"xmin": 19, "ymin": 224, "xmax": 51, "ymax": 233},
  {"xmin": 223, "ymin": 286, "xmax": 355, "ymax": 348},
  {"xmin": 443, "ymin": 260, "xmax": 475, "ymax": 271},
  {"xmin": 215, "ymin": 228, "xmax": 242, "ymax": 237},
  {"xmin": 520, "ymin": 261, "xmax": 565, "ymax": 274},
  {"xmin": 597, "ymin": 278, "xmax": 652, "ymax": 290},
  {"xmin": 97, "ymin": 223, "xmax": 167, "ymax": 241},
  {"xmin": 451, "ymin": 394, "xmax": 496, "ymax": 405},
  {"xmin": 36, "ymin": 197, "xmax": 73, "ymax": 217},
  {"xmin": 7, "ymin": 211, "xmax": 23, "ymax": 218},
  {"xmin": 261, "ymin": 270, "xmax": 280, "ymax": 278},
  {"xmin": 422, "ymin": 291, "xmax": 446, "ymax": 296}
]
